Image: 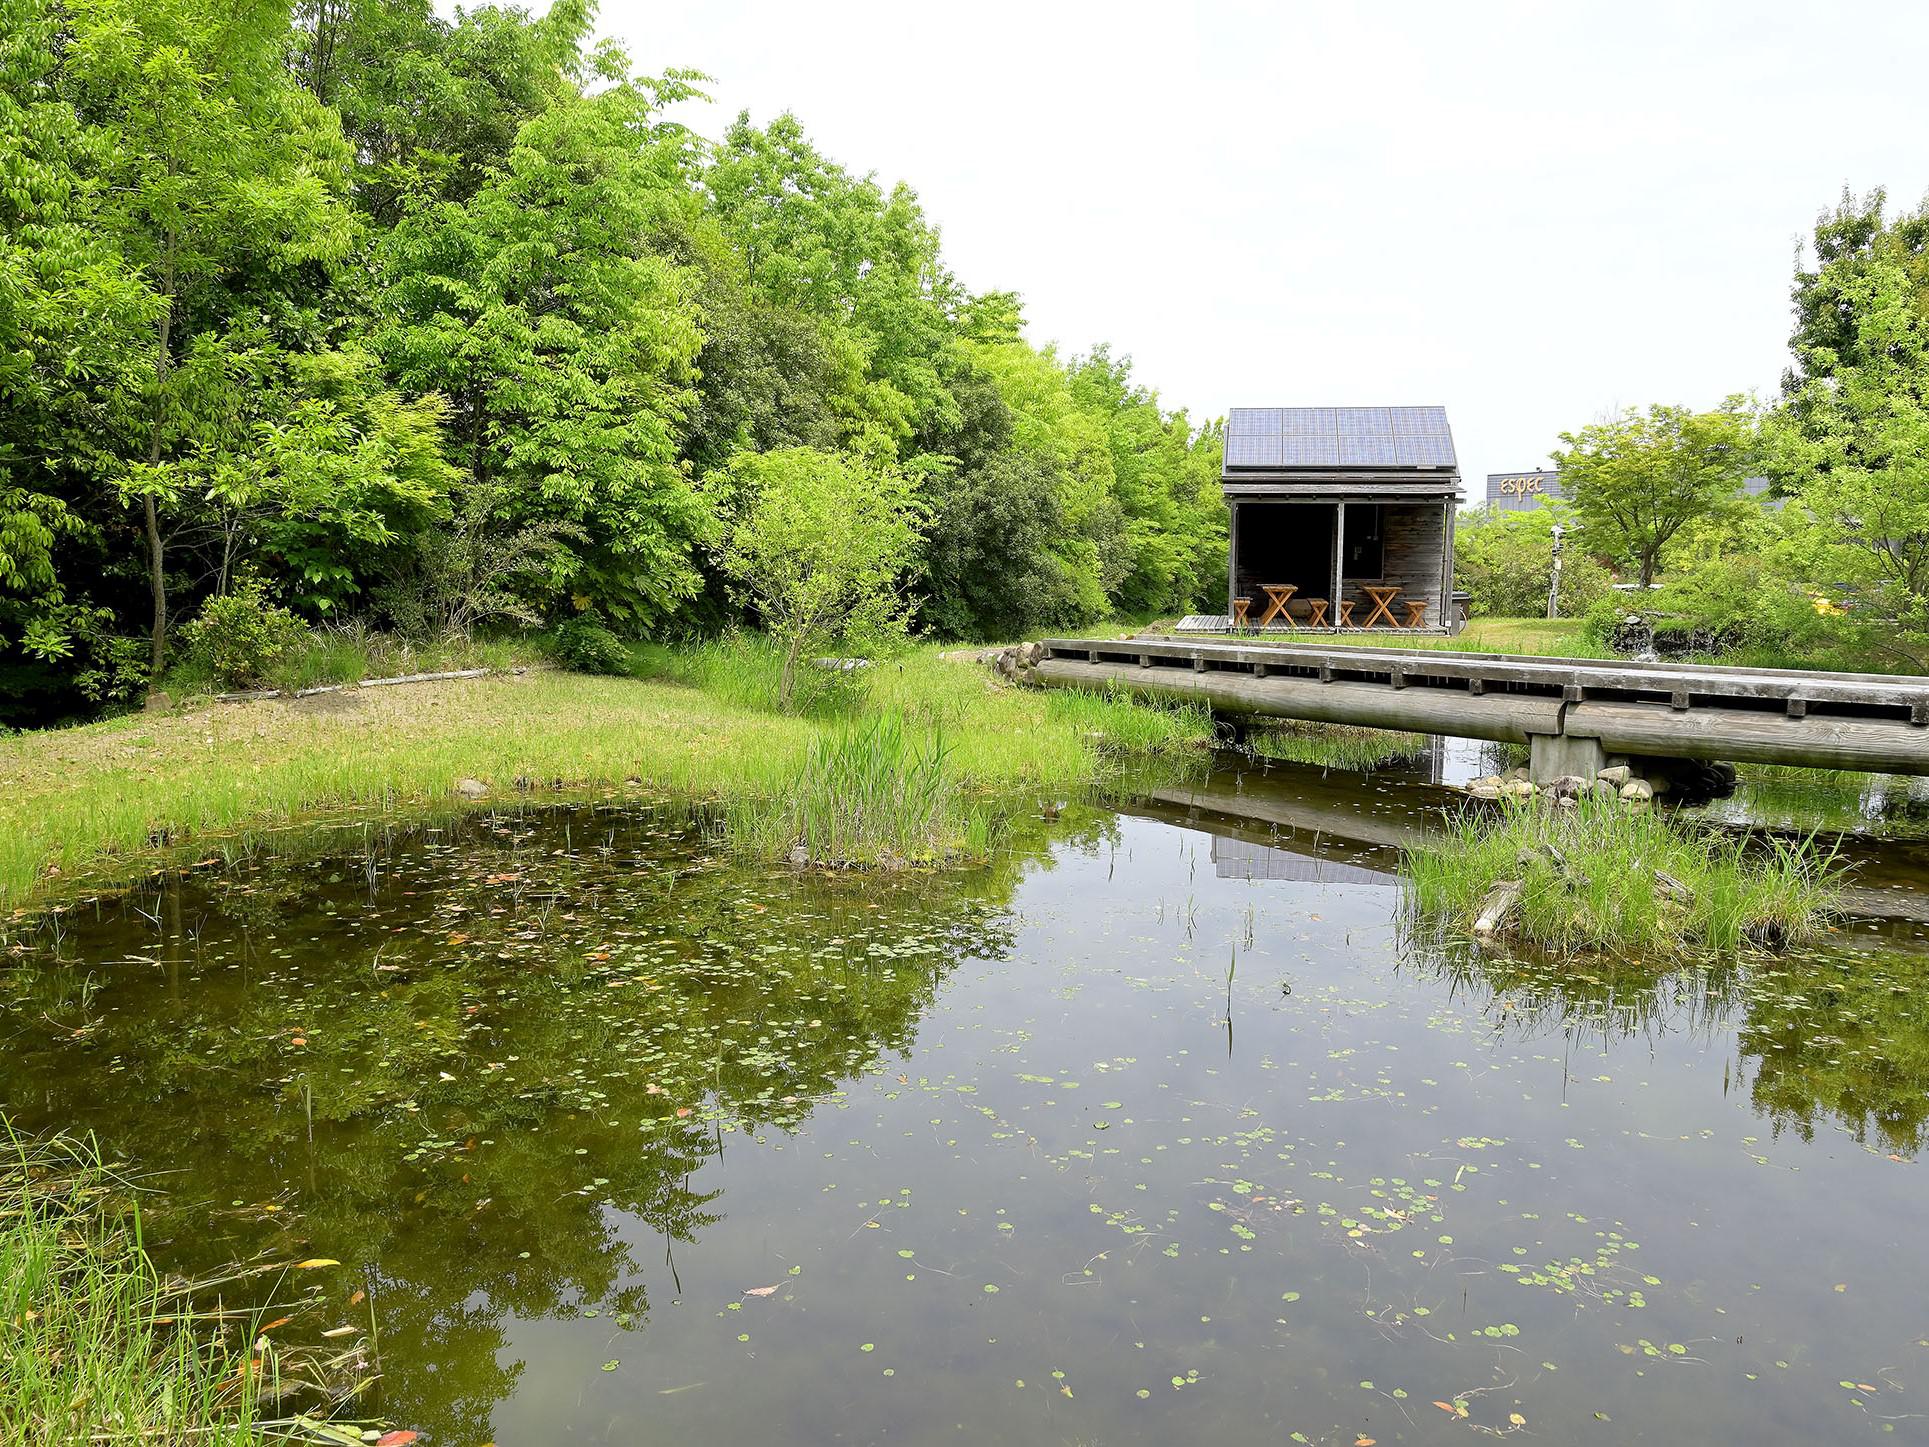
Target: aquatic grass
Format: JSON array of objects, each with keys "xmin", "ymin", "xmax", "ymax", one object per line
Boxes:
[
  {"xmin": 726, "ymin": 713, "xmax": 956, "ymax": 866},
  {"xmin": 1403, "ymin": 796, "xmax": 1841, "ymax": 954},
  {"xmin": 0, "ymin": 1127, "xmax": 360, "ymax": 1445},
  {"xmin": 0, "ymin": 643, "xmax": 1214, "ymax": 909},
  {"xmin": 1248, "ymin": 720, "xmax": 1428, "ymax": 773}
]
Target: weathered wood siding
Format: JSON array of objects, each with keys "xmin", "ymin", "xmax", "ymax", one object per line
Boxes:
[{"xmin": 1340, "ymin": 505, "xmax": 1445, "ymax": 619}]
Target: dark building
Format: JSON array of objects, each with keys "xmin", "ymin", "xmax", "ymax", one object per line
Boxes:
[
  {"xmin": 1484, "ymin": 469, "xmax": 1564, "ymax": 511},
  {"xmin": 1484, "ymin": 468, "xmax": 1781, "ymax": 513},
  {"xmin": 1222, "ymin": 405, "xmax": 1459, "ymax": 630}
]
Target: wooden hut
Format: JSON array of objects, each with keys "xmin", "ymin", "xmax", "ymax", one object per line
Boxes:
[{"xmin": 1221, "ymin": 405, "xmax": 1460, "ymax": 631}]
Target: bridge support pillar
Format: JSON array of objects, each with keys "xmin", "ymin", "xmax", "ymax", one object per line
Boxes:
[{"xmin": 1528, "ymin": 732, "xmax": 1605, "ymax": 785}]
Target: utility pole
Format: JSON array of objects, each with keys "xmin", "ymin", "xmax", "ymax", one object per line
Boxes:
[{"xmin": 1547, "ymin": 523, "xmax": 1565, "ymax": 620}]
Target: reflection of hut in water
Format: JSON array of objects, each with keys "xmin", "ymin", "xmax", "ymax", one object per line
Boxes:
[{"xmin": 1210, "ymin": 834, "xmax": 1394, "ymax": 887}]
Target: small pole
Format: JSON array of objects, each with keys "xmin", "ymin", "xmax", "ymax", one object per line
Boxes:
[{"xmin": 1547, "ymin": 522, "xmax": 1565, "ymax": 620}]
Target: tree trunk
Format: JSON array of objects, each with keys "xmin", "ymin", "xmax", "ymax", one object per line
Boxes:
[
  {"xmin": 779, "ymin": 635, "xmax": 800, "ymax": 710},
  {"xmin": 147, "ymin": 224, "xmax": 176, "ymax": 679},
  {"xmin": 145, "ymin": 494, "xmax": 166, "ymax": 676}
]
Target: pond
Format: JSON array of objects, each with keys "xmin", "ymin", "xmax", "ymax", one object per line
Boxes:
[{"xmin": 5, "ymin": 762, "xmax": 1928, "ymax": 1444}]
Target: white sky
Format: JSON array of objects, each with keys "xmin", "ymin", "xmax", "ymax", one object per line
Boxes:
[{"xmin": 600, "ymin": 0, "xmax": 1929, "ymax": 498}]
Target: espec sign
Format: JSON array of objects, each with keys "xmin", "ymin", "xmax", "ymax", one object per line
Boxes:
[{"xmin": 1484, "ymin": 470, "xmax": 1564, "ymax": 511}]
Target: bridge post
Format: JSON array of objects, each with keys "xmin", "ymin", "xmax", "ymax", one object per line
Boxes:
[{"xmin": 1528, "ymin": 732, "xmax": 1605, "ymax": 785}]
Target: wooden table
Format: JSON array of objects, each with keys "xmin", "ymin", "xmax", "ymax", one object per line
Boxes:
[
  {"xmin": 1232, "ymin": 596, "xmax": 1252, "ymax": 628},
  {"xmin": 1255, "ymin": 583, "xmax": 1297, "ymax": 628},
  {"xmin": 1359, "ymin": 585, "xmax": 1401, "ymax": 628},
  {"xmin": 1302, "ymin": 597, "xmax": 1329, "ymax": 627}
]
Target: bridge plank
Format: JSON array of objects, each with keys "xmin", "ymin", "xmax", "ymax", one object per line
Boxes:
[{"xmin": 1039, "ymin": 638, "xmax": 1929, "ymax": 713}]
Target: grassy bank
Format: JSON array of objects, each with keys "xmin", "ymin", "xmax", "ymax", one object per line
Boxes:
[
  {"xmin": 0, "ymin": 639, "xmax": 1210, "ymax": 908},
  {"xmin": 0, "ymin": 1130, "xmax": 356, "ymax": 1445},
  {"xmin": 1404, "ymin": 797, "xmax": 1840, "ymax": 953}
]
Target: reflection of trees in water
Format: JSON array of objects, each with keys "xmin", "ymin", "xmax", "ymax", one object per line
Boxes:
[
  {"xmin": 1735, "ymin": 950, "xmax": 1929, "ymax": 1158},
  {"xmin": 1, "ymin": 802, "xmax": 1037, "ymax": 1441},
  {"xmin": 1397, "ymin": 929, "xmax": 1929, "ymax": 1158}
]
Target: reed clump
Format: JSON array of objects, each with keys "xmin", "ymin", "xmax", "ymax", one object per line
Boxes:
[
  {"xmin": 1403, "ymin": 796, "xmax": 1840, "ymax": 954},
  {"xmin": 0, "ymin": 1128, "xmax": 366, "ymax": 1445},
  {"xmin": 725, "ymin": 713, "xmax": 978, "ymax": 867}
]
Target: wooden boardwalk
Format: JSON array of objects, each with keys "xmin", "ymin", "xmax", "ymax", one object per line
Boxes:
[{"xmin": 1033, "ymin": 637, "xmax": 1929, "ymax": 778}]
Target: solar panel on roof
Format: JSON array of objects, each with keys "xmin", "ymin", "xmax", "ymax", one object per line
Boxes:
[
  {"xmin": 1335, "ymin": 408, "xmax": 1397, "ymax": 465},
  {"xmin": 1389, "ymin": 406, "xmax": 1456, "ymax": 466},
  {"xmin": 1279, "ymin": 407, "xmax": 1337, "ymax": 465},
  {"xmin": 1224, "ymin": 405, "xmax": 1456, "ymax": 470}
]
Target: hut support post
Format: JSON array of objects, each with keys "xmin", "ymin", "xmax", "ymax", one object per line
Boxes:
[
  {"xmin": 1227, "ymin": 501, "xmax": 1241, "ymax": 620},
  {"xmin": 1330, "ymin": 502, "xmax": 1346, "ymax": 627}
]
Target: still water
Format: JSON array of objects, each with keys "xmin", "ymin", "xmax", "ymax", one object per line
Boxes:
[{"xmin": 5, "ymin": 764, "xmax": 1929, "ymax": 1444}]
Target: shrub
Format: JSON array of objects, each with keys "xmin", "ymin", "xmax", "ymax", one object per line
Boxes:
[
  {"xmin": 551, "ymin": 615, "xmax": 633, "ymax": 676},
  {"xmin": 707, "ymin": 447, "xmax": 923, "ymax": 709},
  {"xmin": 176, "ymin": 580, "xmax": 307, "ymax": 688},
  {"xmin": 1454, "ymin": 503, "xmax": 1612, "ymax": 618}
]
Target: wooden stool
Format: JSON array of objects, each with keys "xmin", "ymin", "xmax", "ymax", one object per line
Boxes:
[
  {"xmin": 1232, "ymin": 596, "xmax": 1252, "ymax": 628},
  {"xmin": 1401, "ymin": 600, "xmax": 1428, "ymax": 628},
  {"xmin": 1301, "ymin": 597, "xmax": 1329, "ymax": 627},
  {"xmin": 1337, "ymin": 598, "xmax": 1355, "ymax": 626}
]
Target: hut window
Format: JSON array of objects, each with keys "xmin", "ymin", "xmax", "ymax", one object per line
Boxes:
[{"xmin": 1344, "ymin": 504, "xmax": 1383, "ymax": 577}]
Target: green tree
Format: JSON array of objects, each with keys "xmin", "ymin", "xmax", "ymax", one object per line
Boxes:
[
  {"xmin": 375, "ymin": 71, "xmax": 709, "ymax": 627},
  {"xmin": 54, "ymin": 0, "xmax": 359, "ymax": 673},
  {"xmin": 708, "ymin": 448, "xmax": 923, "ymax": 707},
  {"xmin": 705, "ymin": 113, "xmax": 961, "ymax": 455},
  {"xmin": 1770, "ymin": 194, "xmax": 1929, "ymax": 664},
  {"xmin": 1552, "ymin": 399, "xmax": 1756, "ymax": 587},
  {"xmin": 291, "ymin": 0, "xmax": 595, "ymax": 219}
]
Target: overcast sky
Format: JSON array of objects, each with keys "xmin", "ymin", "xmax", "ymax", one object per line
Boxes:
[{"xmin": 602, "ymin": 0, "xmax": 1929, "ymax": 498}]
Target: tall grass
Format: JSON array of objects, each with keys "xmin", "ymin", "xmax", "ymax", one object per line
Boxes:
[
  {"xmin": 1404, "ymin": 797, "xmax": 1841, "ymax": 954},
  {"xmin": 0, "ymin": 1128, "xmax": 363, "ymax": 1445},
  {"xmin": 727, "ymin": 713, "xmax": 966, "ymax": 866}
]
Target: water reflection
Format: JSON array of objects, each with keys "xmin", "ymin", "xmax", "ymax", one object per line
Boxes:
[
  {"xmin": 2, "ymin": 806, "xmax": 1057, "ymax": 1439},
  {"xmin": 4, "ymin": 793, "xmax": 1929, "ymax": 1442}
]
